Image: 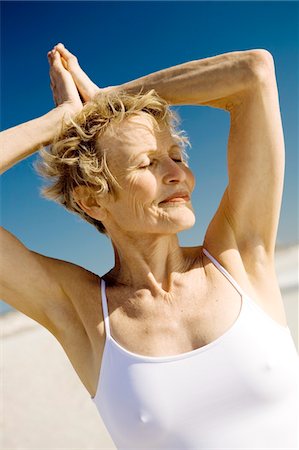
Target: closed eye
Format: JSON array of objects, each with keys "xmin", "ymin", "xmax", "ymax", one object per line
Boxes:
[
  {"xmin": 139, "ymin": 158, "xmax": 183, "ymax": 169},
  {"xmin": 139, "ymin": 161, "xmax": 154, "ymax": 169}
]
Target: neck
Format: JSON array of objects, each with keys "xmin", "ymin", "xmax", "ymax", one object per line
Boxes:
[{"xmin": 106, "ymin": 232, "xmax": 192, "ymax": 295}]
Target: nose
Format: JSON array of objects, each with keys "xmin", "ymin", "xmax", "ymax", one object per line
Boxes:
[{"xmin": 162, "ymin": 158, "xmax": 187, "ymax": 185}]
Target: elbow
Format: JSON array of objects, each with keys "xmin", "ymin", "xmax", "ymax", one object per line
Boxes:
[
  {"xmin": 250, "ymin": 49, "xmax": 274, "ymax": 65},
  {"xmin": 248, "ymin": 49, "xmax": 275, "ymax": 82}
]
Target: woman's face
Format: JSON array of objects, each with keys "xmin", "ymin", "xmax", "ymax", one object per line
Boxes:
[{"xmin": 97, "ymin": 112, "xmax": 196, "ymax": 235}]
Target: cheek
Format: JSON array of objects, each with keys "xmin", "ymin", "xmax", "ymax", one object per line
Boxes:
[
  {"xmin": 125, "ymin": 173, "xmax": 159, "ymax": 222},
  {"xmin": 127, "ymin": 172, "xmax": 158, "ymax": 203}
]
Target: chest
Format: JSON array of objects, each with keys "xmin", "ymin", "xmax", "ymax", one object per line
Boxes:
[
  {"xmin": 62, "ymin": 251, "xmax": 288, "ymax": 398},
  {"xmin": 102, "ymin": 261, "xmax": 286, "ymax": 359}
]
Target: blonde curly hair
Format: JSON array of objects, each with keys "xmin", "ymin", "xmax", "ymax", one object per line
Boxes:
[{"xmin": 33, "ymin": 88, "xmax": 191, "ymax": 235}]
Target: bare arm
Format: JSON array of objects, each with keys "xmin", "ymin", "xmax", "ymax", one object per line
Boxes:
[
  {"xmin": 54, "ymin": 44, "xmax": 262, "ymax": 111},
  {"xmin": 112, "ymin": 49, "xmax": 264, "ymax": 109},
  {"xmin": 0, "ymin": 108, "xmax": 73, "ymax": 174},
  {"xmin": 0, "ymin": 47, "xmax": 88, "ymax": 335},
  {"xmin": 112, "ymin": 49, "xmax": 283, "ymax": 263}
]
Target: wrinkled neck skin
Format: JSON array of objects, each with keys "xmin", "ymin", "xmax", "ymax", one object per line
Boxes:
[{"xmin": 105, "ymin": 229, "xmax": 195, "ymax": 298}]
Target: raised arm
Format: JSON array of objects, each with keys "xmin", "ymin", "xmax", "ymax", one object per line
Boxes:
[
  {"xmin": 52, "ymin": 44, "xmax": 262, "ymax": 110},
  {"xmin": 0, "ymin": 48, "xmax": 94, "ymax": 337},
  {"xmin": 110, "ymin": 49, "xmax": 264, "ymax": 109},
  {"xmin": 109, "ymin": 49, "xmax": 283, "ymax": 266}
]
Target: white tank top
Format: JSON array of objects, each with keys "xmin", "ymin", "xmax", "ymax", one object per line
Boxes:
[{"xmin": 91, "ymin": 248, "xmax": 299, "ymax": 449}]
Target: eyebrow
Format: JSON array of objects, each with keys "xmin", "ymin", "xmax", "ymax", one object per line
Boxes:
[{"xmin": 128, "ymin": 144, "xmax": 182, "ymax": 164}]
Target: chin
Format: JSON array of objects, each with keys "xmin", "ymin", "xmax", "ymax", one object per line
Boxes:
[
  {"xmin": 176, "ymin": 218, "xmax": 196, "ymax": 233},
  {"xmin": 161, "ymin": 207, "xmax": 196, "ymax": 233}
]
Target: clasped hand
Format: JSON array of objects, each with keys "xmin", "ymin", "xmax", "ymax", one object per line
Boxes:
[{"xmin": 48, "ymin": 43, "xmax": 112, "ymax": 116}]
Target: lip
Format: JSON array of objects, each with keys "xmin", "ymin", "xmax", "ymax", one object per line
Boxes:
[{"xmin": 159, "ymin": 192, "xmax": 190, "ymax": 204}]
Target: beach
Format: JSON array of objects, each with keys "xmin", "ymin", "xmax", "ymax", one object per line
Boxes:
[
  {"xmin": 1, "ymin": 312, "xmax": 116, "ymax": 449},
  {"xmin": 1, "ymin": 244, "xmax": 298, "ymax": 449}
]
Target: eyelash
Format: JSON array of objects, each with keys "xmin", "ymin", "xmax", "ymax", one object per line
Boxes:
[{"xmin": 139, "ymin": 158, "xmax": 183, "ymax": 169}]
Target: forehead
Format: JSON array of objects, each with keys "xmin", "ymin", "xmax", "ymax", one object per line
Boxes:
[{"xmin": 99, "ymin": 112, "xmax": 174, "ymax": 163}]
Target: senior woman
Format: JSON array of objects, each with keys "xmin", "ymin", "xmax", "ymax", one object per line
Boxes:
[{"xmin": 1, "ymin": 44, "xmax": 298, "ymax": 449}]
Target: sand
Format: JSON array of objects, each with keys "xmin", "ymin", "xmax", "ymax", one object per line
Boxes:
[
  {"xmin": 1, "ymin": 244, "xmax": 298, "ymax": 449},
  {"xmin": 1, "ymin": 312, "xmax": 116, "ymax": 449}
]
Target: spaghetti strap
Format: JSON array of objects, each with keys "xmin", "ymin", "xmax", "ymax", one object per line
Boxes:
[
  {"xmin": 100, "ymin": 278, "xmax": 111, "ymax": 339},
  {"xmin": 202, "ymin": 247, "xmax": 247, "ymax": 298}
]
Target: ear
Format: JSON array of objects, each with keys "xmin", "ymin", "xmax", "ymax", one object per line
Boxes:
[{"xmin": 72, "ymin": 185, "xmax": 107, "ymax": 221}]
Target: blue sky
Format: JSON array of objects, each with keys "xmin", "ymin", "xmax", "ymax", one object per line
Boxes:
[{"xmin": 1, "ymin": 1, "xmax": 298, "ymax": 311}]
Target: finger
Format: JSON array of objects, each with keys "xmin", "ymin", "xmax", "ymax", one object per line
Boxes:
[
  {"xmin": 47, "ymin": 50, "xmax": 53, "ymax": 66},
  {"xmin": 51, "ymin": 44, "xmax": 94, "ymax": 104},
  {"xmin": 49, "ymin": 66, "xmax": 56, "ymax": 90},
  {"xmin": 54, "ymin": 43, "xmax": 78, "ymax": 64},
  {"xmin": 48, "ymin": 49, "xmax": 61, "ymax": 71},
  {"xmin": 53, "ymin": 48, "xmax": 99, "ymax": 101},
  {"xmin": 51, "ymin": 49, "xmax": 64, "ymax": 69},
  {"xmin": 61, "ymin": 56, "xmax": 68, "ymax": 70}
]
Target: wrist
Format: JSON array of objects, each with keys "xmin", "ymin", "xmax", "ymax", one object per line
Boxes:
[
  {"xmin": 41, "ymin": 106, "xmax": 75, "ymax": 144},
  {"xmin": 0, "ymin": 107, "xmax": 72, "ymax": 174}
]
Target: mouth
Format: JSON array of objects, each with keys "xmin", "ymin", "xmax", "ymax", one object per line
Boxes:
[{"xmin": 159, "ymin": 193, "xmax": 190, "ymax": 205}]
